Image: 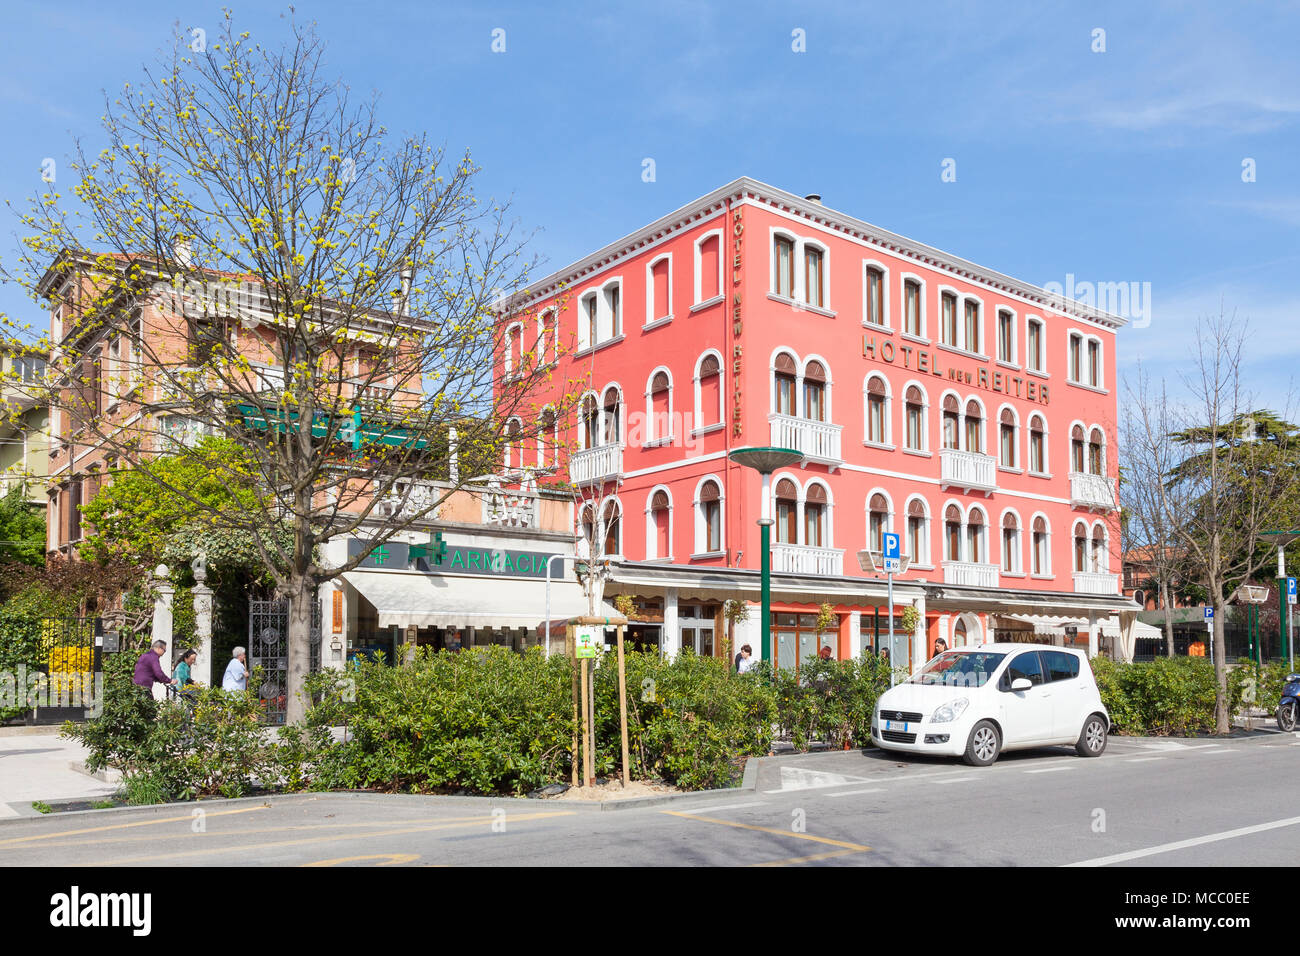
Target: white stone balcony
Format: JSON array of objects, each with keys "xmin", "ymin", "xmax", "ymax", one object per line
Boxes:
[
  {"xmin": 943, "ymin": 560, "xmax": 999, "ymax": 588},
  {"xmin": 373, "ymin": 480, "xmax": 441, "ymax": 522},
  {"xmin": 1070, "ymin": 471, "xmax": 1116, "ymax": 511},
  {"xmin": 570, "ymin": 442, "xmax": 623, "ymax": 486},
  {"xmin": 940, "ymin": 448, "xmax": 997, "ymax": 492},
  {"xmin": 771, "ymin": 543, "xmax": 844, "ymax": 576},
  {"xmin": 1073, "ymin": 571, "xmax": 1120, "ymax": 594},
  {"xmin": 482, "ymin": 484, "xmax": 539, "ymax": 529},
  {"xmin": 769, "ymin": 414, "xmax": 843, "ymax": 467}
]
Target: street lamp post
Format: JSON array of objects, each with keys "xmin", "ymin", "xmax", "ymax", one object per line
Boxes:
[{"xmin": 728, "ymin": 447, "xmax": 801, "ymax": 664}]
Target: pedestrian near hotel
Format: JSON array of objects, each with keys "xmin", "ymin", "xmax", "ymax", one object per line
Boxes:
[
  {"xmin": 933, "ymin": 637, "xmax": 948, "ymax": 659},
  {"xmin": 174, "ymin": 648, "xmax": 198, "ymax": 690},
  {"xmin": 737, "ymin": 644, "xmax": 757, "ymax": 673},
  {"xmin": 222, "ymin": 647, "xmax": 249, "ymax": 691},
  {"xmin": 133, "ymin": 640, "xmax": 176, "ymax": 691}
]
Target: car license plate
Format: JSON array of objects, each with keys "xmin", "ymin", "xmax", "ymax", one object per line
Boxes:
[{"xmin": 885, "ymin": 720, "xmax": 909, "ymax": 732}]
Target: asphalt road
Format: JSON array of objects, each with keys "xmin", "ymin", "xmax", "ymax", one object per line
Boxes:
[{"xmin": 2, "ymin": 731, "xmax": 1299, "ymax": 867}]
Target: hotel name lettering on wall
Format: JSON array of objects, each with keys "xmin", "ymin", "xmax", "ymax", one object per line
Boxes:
[
  {"xmin": 861, "ymin": 335, "xmax": 1051, "ymax": 406},
  {"xmin": 731, "ymin": 206, "xmax": 744, "ymax": 437}
]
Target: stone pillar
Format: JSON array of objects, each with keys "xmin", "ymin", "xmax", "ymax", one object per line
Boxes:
[
  {"xmin": 1087, "ymin": 611, "xmax": 1100, "ymax": 659},
  {"xmin": 191, "ymin": 554, "xmax": 213, "ymax": 686},
  {"xmin": 151, "ymin": 566, "xmax": 174, "ymax": 702},
  {"xmin": 847, "ymin": 610, "xmax": 862, "ymax": 658},
  {"xmin": 912, "ymin": 594, "xmax": 927, "ymax": 671},
  {"xmin": 661, "ymin": 588, "xmax": 679, "ymax": 660}
]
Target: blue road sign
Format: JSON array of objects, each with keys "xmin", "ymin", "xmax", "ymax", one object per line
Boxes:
[
  {"xmin": 1288, "ymin": 577, "xmax": 1297, "ymax": 604},
  {"xmin": 883, "ymin": 532, "xmax": 901, "ymax": 560},
  {"xmin": 1204, "ymin": 606, "xmax": 1214, "ymax": 620}
]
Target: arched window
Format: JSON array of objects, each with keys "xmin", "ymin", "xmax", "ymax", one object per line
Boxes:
[
  {"xmin": 865, "ymin": 266, "xmax": 885, "ymax": 327},
  {"xmin": 698, "ymin": 479, "xmax": 723, "ymax": 554},
  {"xmin": 805, "ymin": 483, "xmax": 828, "ymax": 548},
  {"xmin": 1091, "ymin": 523, "xmax": 1107, "ymax": 573},
  {"xmin": 580, "ymin": 394, "xmax": 599, "ymax": 450},
  {"xmin": 697, "ymin": 352, "xmax": 722, "ymax": 427},
  {"xmin": 504, "ymin": 418, "xmax": 522, "ymax": 470},
  {"xmin": 648, "ymin": 489, "xmax": 671, "ymax": 560},
  {"xmin": 944, "ymin": 504, "xmax": 963, "ymax": 561},
  {"xmin": 774, "ymin": 235, "xmax": 795, "ymax": 298},
  {"xmin": 942, "ymin": 394, "xmax": 960, "ymax": 450},
  {"xmin": 1029, "ymin": 415, "xmax": 1046, "ymax": 474},
  {"xmin": 695, "ymin": 232, "xmax": 721, "ymax": 304},
  {"xmin": 774, "ymin": 353, "xmax": 797, "ymax": 416},
  {"xmin": 537, "ymin": 408, "xmax": 556, "ymax": 467},
  {"xmin": 905, "ymin": 385, "xmax": 924, "ymax": 451},
  {"xmin": 775, "ymin": 478, "xmax": 799, "ymax": 545},
  {"xmin": 965, "ymin": 400, "xmax": 983, "ymax": 454},
  {"xmin": 999, "ymin": 407, "xmax": 1017, "ymax": 468},
  {"xmin": 966, "ymin": 507, "xmax": 985, "ymax": 564},
  {"xmin": 866, "ymin": 375, "xmax": 887, "ymax": 444},
  {"xmin": 1001, "ymin": 512, "xmax": 1020, "ymax": 573},
  {"xmin": 603, "ymin": 499, "xmax": 622, "ymax": 557},
  {"xmin": 868, "ymin": 492, "xmax": 888, "ymax": 552},
  {"xmin": 1088, "ymin": 427, "xmax": 1104, "ymax": 475},
  {"xmin": 1074, "ymin": 522, "xmax": 1089, "ymax": 572},
  {"xmin": 803, "ymin": 360, "xmax": 827, "ymax": 422},
  {"xmin": 1032, "ymin": 515, "xmax": 1049, "ymax": 575},
  {"xmin": 602, "ymin": 387, "xmax": 621, "ymax": 445},
  {"xmin": 1071, "ymin": 424, "xmax": 1086, "ymax": 473},
  {"xmin": 648, "ymin": 370, "xmax": 671, "ymax": 442},
  {"xmin": 580, "ymin": 503, "xmax": 597, "ymax": 547},
  {"xmin": 906, "ymin": 498, "xmax": 928, "ymax": 563}
]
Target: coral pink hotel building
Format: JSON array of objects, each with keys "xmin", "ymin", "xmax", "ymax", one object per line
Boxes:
[{"xmin": 500, "ymin": 178, "xmax": 1136, "ymax": 672}]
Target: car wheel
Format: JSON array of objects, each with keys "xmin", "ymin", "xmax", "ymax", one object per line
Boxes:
[
  {"xmin": 963, "ymin": 720, "xmax": 1001, "ymax": 766},
  {"xmin": 1075, "ymin": 713, "xmax": 1107, "ymax": 757},
  {"xmin": 1279, "ymin": 700, "xmax": 1298, "ymax": 733}
]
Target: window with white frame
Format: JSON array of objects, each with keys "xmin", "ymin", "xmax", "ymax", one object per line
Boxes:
[
  {"xmin": 944, "ymin": 503, "xmax": 963, "ymax": 560},
  {"xmin": 602, "ymin": 499, "xmax": 622, "ymax": 557},
  {"xmin": 803, "ymin": 360, "xmax": 828, "ymax": 422},
  {"xmin": 1087, "ymin": 337, "xmax": 1102, "ymax": 387},
  {"xmin": 646, "ymin": 368, "xmax": 672, "ymax": 443},
  {"xmin": 865, "ymin": 375, "xmax": 889, "ymax": 445},
  {"xmin": 1028, "ymin": 414, "xmax": 1047, "ymax": 474},
  {"xmin": 804, "ymin": 483, "xmax": 829, "ymax": 547},
  {"xmin": 867, "ymin": 492, "xmax": 889, "ymax": 553},
  {"xmin": 1089, "ymin": 427, "xmax": 1105, "ymax": 475},
  {"xmin": 1090, "ymin": 522, "xmax": 1107, "ymax": 573},
  {"xmin": 964, "ymin": 399, "xmax": 984, "ymax": 454},
  {"xmin": 1032, "ymin": 515, "xmax": 1050, "ymax": 575},
  {"xmin": 647, "ymin": 488, "xmax": 672, "ymax": 560},
  {"xmin": 963, "ymin": 297, "xmax": 982, "ymax": 354},
  {"xmin": 998, "ymin": 407, "xmax": 1017, "ymax": 468},
  {"xmin": 601, "ymin": 386, "xmax": 622, "ymax": 445},
  {"xmin": 1068, "ymin": 332, "xmax": 1083, "ymax": 382},
  {"xmin": 647, "ymin": 255, "xmax": 672, "ymax": 323},
  {"xmin": 774, "ymin": 235, "xmax": 795, "ymax": 298},
  {"xmin": 774, "ymin": 352, "xmax": 798, "ymax": 416},
  {"xmin": 966, "ymin": 507, "xmax": 987, "ymax": 564},
  {"xmin": 906, "ymin": 498, "xmax": 929, "ymax": 564},
  {"xmin": 940, "ymin": 291, "xmax": 958, "ymax": 347},
  {"xmin": 578, "ymin": 279, "xmax": 623, "ymax": 350},
  {"xmin": 1071, "ymin": 423, "xmax": 1086, "ymax": 473},
  {"xmin": 1073, "ymin": 521, "xmax": 1089, "ymax": 572},
  {"xmin": 904, "ymin": 385, "xmax": 926, "ymax": 451},
  {"xmin": 941, "ymin": 394, "xmax": 960, "ymax": 449},
  {"xmin": 804, "ymin": 245, "xmax": 826, "ymax": 309},
  {"xmin": 774, "ymin": 477, "xmax": 799, "ymax": 545},
  {"xmin": 864, "ymin": 264, "xmax": 886, "ymax": 327},
  {"xmin": 695, "ymin": 352, "xmax": 723, "ymax": 429},
  {"xmin": 537, "ymin": 408, "xmax": 556, "ymax": 467},
  {"xmin": 536, "ymin": 310, "xmax": 556, "ymax": 365},
  {"xmin": 903, "ymin": 277, "xmax": 923, "ymax": 337},
  {"xmin": 696, "ymin": 479, "xmax": 723, "ymax": 554},
  {"xmin": 1001, "ymin": 512, "xmax": 1021, "ymax": 573},
  {"xmin": 997, "ymin": 309, "xmax": 1015, "ymax": 363},
  {"xmin": 771, "ymin": 232, "xmax": 829, "ymax": 310},
  {"xmin": 504, "ymin": 418, "xmax": 522, "ymax": 471},
  {"xmin": 1027, "ymin": 318, "xmax": 1044, "ymax": 372},
  {"xmin": 694, "ymin": 232, "xmax": 722, "ymax": 305}
]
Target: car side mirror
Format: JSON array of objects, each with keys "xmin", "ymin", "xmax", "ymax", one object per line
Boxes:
[{"xmin": 1011, "ymin": 677, "xmax": 1033, "ymax": 692}]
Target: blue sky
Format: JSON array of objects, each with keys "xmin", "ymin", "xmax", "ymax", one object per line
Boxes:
[{"xmin": 1, "ymin": 1, "xmax": 1296, "ymax": 410}]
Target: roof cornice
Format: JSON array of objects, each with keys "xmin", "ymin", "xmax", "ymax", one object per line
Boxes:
[{"xmin": 502, "ymin": 177, "xmax": 1130, "ymax": 330}]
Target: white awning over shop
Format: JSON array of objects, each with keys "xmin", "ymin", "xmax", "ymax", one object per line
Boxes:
[
  {"xmin": 343, "ymin": 570, "xmax": 611, "ymax": 630},
  {"xmin": 999, "ymin": 613, "xmax": 1163, "ymax": 641}
]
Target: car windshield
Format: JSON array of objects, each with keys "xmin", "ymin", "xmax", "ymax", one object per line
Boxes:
[{"xmin": 908, "ymin": 651, "xmax": 1006, "ymax": 688}]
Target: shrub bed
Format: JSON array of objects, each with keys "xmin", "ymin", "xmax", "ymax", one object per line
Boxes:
[{"xmin": 1091, "ymin": 656, "xmax": 1246, "ymax": 735}]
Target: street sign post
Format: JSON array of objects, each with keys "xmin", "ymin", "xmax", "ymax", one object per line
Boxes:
[
  {"xmin": 1291, "ymin": 579, "xmax": 1297, "ymax": 671},
  {"xmin": 883, "ymin": 532, "xmax": 901, "ymax": 684}
]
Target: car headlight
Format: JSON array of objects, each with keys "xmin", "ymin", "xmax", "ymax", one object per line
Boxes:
[{"xmin": 931, "ymin": 698, "xmax": 969, "ymax": 723}]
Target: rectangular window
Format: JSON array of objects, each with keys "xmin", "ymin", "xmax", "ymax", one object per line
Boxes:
[
  {"xmin": 904, "ymin": 280, "xmax": 921, "ymax": 336},
  {"xmin": 776, "ymin": 374, "xmax": 796, "ymax": 416},
  {"xmin": 1088, "ymin": 340, "xmax": 1101, "ymax": 386},
  {"xmin": 998, "ymin": 310, "xmax": 1013, "ymax": 362},
  {"xmin": 946, "ymin": 521, "xmax": 961, "ymax": 561},
  {"xmin": 965, "ymin": 417, "xmax": 981, "ymax": 454},
  {"xmin": 964, "ymin": 299, "xmax": 981, "ymax": 353},
  {"xmin": 1002, "ymin": 529, "xmax": 1016, "ymax": 572},
  {"xmin": 1028, "ymin": 321, "xmax": 1042, "ymax": 371},
  {"xmin": 68, "ymin": 479, "xmax": 82, "ymax": 542},
  {"xmin": 776, "ymin": 501, "xmax": 797, "ymax": 544},
  {"xmin": 585, "ymin": 296, "xmax": 598, "ymax": 347},
  {"xmin": 907, "ymin": 516, "xmax": 924, "ymax": 561},
  {"xmin": 866, "ymin": 267, "xmax": 884, "ymax": 326},
  {"xmin": 804, "ymin": 382, "xmax": 825, "ymax": 422},
  {"xmin": 1033, "ymin": 532, "xmax": 1047, "ymax": 574},
  {"xmin": 804, "ymin": 248, "xmax": 824, "ymax": 308},
  {"xmin": 775, "ymin": 237, "xmax": 794, "ymax": 298},
  {"xmin": 1030, "ymin": 431, "xmax": 1044, "ymax": 473},
  {"xmin": 705, "ymin": 500, "xmax": 721, "ymax": 552},
  {"xmin": 941, "ymin": 293, "xmax": 957, "ymax": 346},
  {"xmin": 868, "ymin": 394, "xmax": 885, "ymax": 443},
  {"xmin": 1000, "ymin": 423, "xmax": 1015, "ymax": 467},
  {"xmin": 967, "ymin": 525, "xmax": 982, "ymax": 564},
  {"xmin": 608, "ymin": 285, "xmax": 621, "ymax": 337},
  {"xmin": 805, "ymin": 505, "xmax": 824, "ymax": 548},
  {"xmin": 1069, "ymin": 335, "xmax": 1082, "ymax": 382},
  {"xmin": 651, "ymin": 259, "xmax": 670, "ymax": 321},
  {"xmin": 906, "ymin": 404, "xmax": 922, "ymax": 450},
  {"xmin": 943, "ymin": 411, "xmax": 959, "ymax": 450}
]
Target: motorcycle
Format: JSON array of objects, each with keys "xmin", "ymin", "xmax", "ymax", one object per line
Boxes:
[{"xmin": 1279, "ymin": 673, "xmax": 1300, "ymax": 732}]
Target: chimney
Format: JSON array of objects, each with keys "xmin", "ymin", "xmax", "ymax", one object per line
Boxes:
[
  {"xmin": 172, "ymin": 236, "xmax": 193, "ymax": 268},
  {"xmin": 399, "ymin": 268, "xmax": 412, "ymax": 317},
  {"xmin": 805, "ymin": 193, "xmax": 822, "ymax": 205}
]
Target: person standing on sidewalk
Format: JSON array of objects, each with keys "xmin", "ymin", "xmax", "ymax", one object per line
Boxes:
[
  {"xmin": 222, "ymin": 647, "xmax": 250, "ymax": 691},
  {"xmin": 133, "ymin": 640, "xmax": 176, "ymax": 691}
]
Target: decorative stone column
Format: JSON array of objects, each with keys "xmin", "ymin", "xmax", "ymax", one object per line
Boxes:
[
  {"xmin": 191, "ymin": 553, "xmax": 214, "ymax": 686},
  {"xmin": 151, "ymin": 565, "xmax": 174, "ymax": 702},
  {"xmin": 911, "ymin": 594, "xmax": 927, "ymax": 672}
]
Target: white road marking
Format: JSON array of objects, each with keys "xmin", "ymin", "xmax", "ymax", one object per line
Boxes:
[
  {"xmin": 1067, "ymin": 814, "xmax": 1300, "ymax": 867},
  {"xmin": 1024, "ymin": 766, "xmax": 1074, "ymax": 774},
  {"xmin": 0, "ymin": 804, "xmax": 19, "ymax": 820},
  {"xmin": 1126, "ymin": 757, "xmax": 1165, "ymax": 763},
  {"xmin": 934, "ymin": 776, "xmax": 976, "ymax": 785},
  {"xmin": 764, "ymin": 766, "xmax": 872, "ymax": 793},
  {"xmin": 678, "ymin": 801, "xmax": 764, "ymax": 815},
  {"xmin": 826, "ymin": 788, "xmax": 886, "ymax": 798}
]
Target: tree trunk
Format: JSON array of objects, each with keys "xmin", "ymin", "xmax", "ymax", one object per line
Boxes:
[
  {"xmin": 1213, "ymin": 601, "xmax": 1229, "ymax": 735},
  {"xmin": 1161, "ymin": 581, "xmax": 1175, "ymax": 657},
  {"xmin": 284, "ymin": 573, "xmax": 315, "ymax": 726}
]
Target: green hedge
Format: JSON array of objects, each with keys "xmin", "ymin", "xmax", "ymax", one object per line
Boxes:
[{"xmin": 1091, "ymin": 657, "xmax": 1247, "ymax": 735}]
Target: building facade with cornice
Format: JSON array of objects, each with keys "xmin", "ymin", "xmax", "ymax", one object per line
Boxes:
[{"xmin": 500, "ymin": 178, "xmax": 1139, "ymax": 671}]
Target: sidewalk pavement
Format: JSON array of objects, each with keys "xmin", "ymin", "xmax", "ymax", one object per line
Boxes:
[{"xmin": 0, "ymin": 729, "xmax": 120, "ymax": 818}]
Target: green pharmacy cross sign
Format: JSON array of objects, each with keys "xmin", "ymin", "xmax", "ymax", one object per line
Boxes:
[{"xmin": 349, "ymin": 535, "xmax": 562, "ymax": 579}]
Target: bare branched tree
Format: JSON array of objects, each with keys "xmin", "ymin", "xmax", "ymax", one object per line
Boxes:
[{"xmin": 1, "ymin": 16, "xmax": 575, "ymax": 722}]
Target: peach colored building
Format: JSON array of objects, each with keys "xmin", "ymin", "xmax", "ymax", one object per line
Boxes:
[{"xmin": 501, "ymin": 178, "xmax": 1140, "ymax": 669}]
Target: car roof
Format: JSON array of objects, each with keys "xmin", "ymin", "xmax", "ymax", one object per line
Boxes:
[{"xmin": 948, "ymin": 643, "xmax": 1082, "ymax": 655}]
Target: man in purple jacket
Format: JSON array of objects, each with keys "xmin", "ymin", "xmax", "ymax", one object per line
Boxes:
[{"xmin": 133, "ymin": 640, "xmax": 176, "ymax": 691}]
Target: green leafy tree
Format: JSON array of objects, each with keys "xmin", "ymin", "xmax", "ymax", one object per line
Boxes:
[{"xmin": 0, "ymin": 483, "xmax": 45, "ymax": 566}]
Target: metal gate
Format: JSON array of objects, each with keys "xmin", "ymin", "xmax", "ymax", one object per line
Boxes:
[
  {"xmin": 31, "ymin": 617, "xmax": 101, "ymax": 724},
  {"xmin": 248, "ymin": 598, "xmax": 322, "ymax": 725}
]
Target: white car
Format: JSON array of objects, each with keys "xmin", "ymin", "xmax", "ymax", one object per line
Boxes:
[{"xmin": 872, "ymin": 643, "xmax": 1110, "ymax": 766}]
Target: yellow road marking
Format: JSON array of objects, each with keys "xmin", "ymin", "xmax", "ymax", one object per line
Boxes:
[
  {"xmin": 303, "ymin": 853, "xmax": 419, "ymax": 867},
  {"xmin": 83, "ymin": 811, "xmax": 574, "ymax": 866},
  {"xmin": 751, "ymin": 848, "xmax": 865, "ymax": 866},
  {"xmin": 0, "ymin": 805, "xmax": 269, "ymax": 848},
  {"xmin": 662, "ymin": 811, "xmax": 872, "ymax": 853}
]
